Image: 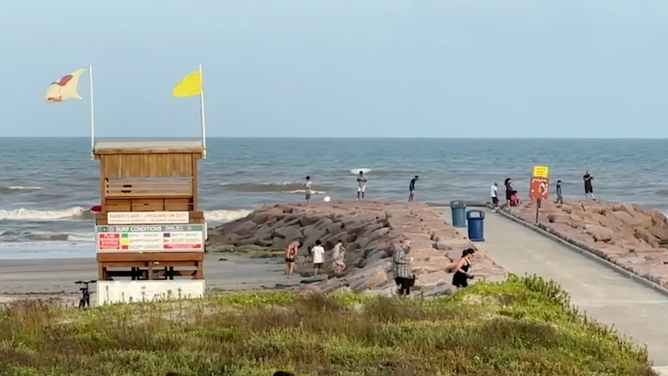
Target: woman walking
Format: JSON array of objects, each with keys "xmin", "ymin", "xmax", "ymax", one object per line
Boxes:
[{"xmin": 452, "ymin": 248, "xmax": 475, "ymax": 289}]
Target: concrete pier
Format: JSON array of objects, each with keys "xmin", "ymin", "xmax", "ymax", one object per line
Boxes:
[{"xmin": 432, "ymin": 206, "xmax": 668, "ymax": 368}]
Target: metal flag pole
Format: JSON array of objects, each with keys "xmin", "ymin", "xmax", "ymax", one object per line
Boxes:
[
  {"xmin": 89, "ymin": 64, "xmax": 96, "ymax": 160},
  {"xmin": 198, "ymin": 64, "xmax": 207, "ymax": 159}
]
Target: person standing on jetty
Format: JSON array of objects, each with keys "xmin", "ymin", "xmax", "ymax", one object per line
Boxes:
[
  {"xmin": 452, "ymin": 248, "xmax": 475, "ymax": 289},
  {"xmin": 408, "ymin": 175, "xmax": 419, "ymax": 202},
  {"xmin": 357, "ymin": 171, "xmax": 367, "ymax": 200},
  {"xmin": 504, "ymin": 178, "xmax": 514, "ymax": 207},
  {"xmin": 311, "ymin": 240, "xmax": 325, "ymax": 276},
  {"xmin": 393, "ymin": 239, "xmax": 415, "ymax": 296},
  {"xmin": 555, "ymin": 179, "xmax": 563, "ymax": 204},
  {"xmin": 583, "ymin": 170, "xmax": 596, "ymax": 201},
  {"xmin": 304, "ymin": 176, "xmax": 313, "ymax": 202},
  {"xmin": 284, "ymin": 241, "xmax": 299, "ymax": 278},
  {"xmin": 490, "ymin": 182, "xmax": 499, "ymax": 211}
]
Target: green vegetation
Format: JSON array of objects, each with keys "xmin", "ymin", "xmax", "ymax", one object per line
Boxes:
[{"xmin": 0, "ymin": 275, "xmax": 654, "ymax": 376}]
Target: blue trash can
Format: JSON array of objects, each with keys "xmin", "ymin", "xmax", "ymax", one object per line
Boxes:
[
  {"xmin": 450, "ymin": 200, "xmax": 467, "ymax": 228},
  {"xmin": 466, "ymin": 210, "xmax": 485, "ymax": 242}
]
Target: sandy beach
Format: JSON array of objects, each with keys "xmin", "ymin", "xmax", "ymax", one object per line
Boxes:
[{"xmin": 0, "ymin": 253, "xmax": 289, "ymax": 303}]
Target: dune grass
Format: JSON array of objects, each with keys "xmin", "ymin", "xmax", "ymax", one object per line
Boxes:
[{"xmin": 0, "ymin": 275, "xmax": 655, "ymax": 376}]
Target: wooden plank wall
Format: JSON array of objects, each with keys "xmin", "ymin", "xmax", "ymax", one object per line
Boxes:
[{"xmin": 102, "ymin": 154, "xmax": 194, "ymax": 178}]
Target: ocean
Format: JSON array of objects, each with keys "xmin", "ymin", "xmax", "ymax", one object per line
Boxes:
[{"xmin": 0, "ymin": 137, "xmax": 666, "ymax": 260}]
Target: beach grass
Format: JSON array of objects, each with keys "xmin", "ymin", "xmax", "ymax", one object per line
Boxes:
[{"xmin": 0, "ymin": 275, "xmax": 654, "ymax": 376}]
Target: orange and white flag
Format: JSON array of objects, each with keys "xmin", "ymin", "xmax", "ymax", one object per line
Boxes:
[{"xmin": 45, "ymin": 67, "xmax": 86, "ymax": 103}]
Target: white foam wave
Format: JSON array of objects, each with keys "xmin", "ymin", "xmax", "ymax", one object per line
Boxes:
[
  {"xmin": 204, "ymin": 209, "xmax": 253, "ymax": 222},
  {"xmin": 8, "ymin": 186, "xmax": 43, "ymax": 190},
  {"xmin": 287, "ymin": 189, "xmax": 327, "ymax": 195},
  {"xmin": 0, "ymin": 206, "xmax": 88, "ymax": 221},
  {"xmin": 350, "ymin": 168, "xmax": 372, "ymax": 174}
]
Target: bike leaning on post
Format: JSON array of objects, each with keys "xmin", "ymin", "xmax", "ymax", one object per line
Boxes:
[{"xmin": 75, "ymin": 280, "xmax": 96, "ymax": 309}]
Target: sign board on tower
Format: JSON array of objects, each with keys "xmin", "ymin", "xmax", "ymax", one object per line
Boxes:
[{"xmin": 95, "ymin": 224, "xmax": 204, "ymax": 253}]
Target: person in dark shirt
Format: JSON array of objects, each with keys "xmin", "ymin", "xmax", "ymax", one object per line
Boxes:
[
  {"xmin": 583, "ymin": 170, "xmax": 595, "ymax": 201},
  {"xmin": 408, "ymin": 175, "xmax": 419, "ymax": 202},
  {"xmin": 555, "ymin": 179, "xmax": 563, "ymax": 204}
]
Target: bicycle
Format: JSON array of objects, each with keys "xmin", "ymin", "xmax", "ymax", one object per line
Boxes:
[{"xmin": 75, "ymin": 280, "xmax": 97, "ymax": 309}]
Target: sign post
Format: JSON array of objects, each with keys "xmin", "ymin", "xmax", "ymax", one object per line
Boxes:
[{"xmin": 529, "ymin": 165, "xmax": 550, "ymax": 224}]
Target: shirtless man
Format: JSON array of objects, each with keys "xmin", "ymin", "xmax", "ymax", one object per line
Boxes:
[{"xmin": 284, "ymin": 241, "xmax": 299, "ymax": 278}]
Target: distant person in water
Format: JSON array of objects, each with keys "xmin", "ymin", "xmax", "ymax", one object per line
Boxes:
[
  {"xmin": 357, "ymin": 171, "xmax": 367, "ymax": 200},
  {"xmin": 504, "ymin": 178, "xmax": 514, "ymax": 207},
  {"xmin": 490, "ymin": 182, "xmax": 499, "ymax": 211},
  {"xmin": 555, "ymin": 179, "xmax": 563, "ymax": 204},
  {"xmin": 583, "ymin": 170, "xmax": 595, "ymax": 201},
  {"xmin": 284, "ymin": 241, "xmax": 299, "ymax": 278},
  {"xmin": 304, "ymin": 176, "xmax": 313, "ymax": 202},
  {"xmin": 408, "ymin": 175, "xmax": 419, "ymax": 202}
]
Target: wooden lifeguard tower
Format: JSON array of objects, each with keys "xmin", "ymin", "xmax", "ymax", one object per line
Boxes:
[{"xmin": 93, "ymin": 138, "xmax": 206, "ymax": 281}]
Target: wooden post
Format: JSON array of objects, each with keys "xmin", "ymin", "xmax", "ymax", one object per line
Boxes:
[{"xmin": 535, "ymin": 199, "xmax": 542, "ymax": 224}]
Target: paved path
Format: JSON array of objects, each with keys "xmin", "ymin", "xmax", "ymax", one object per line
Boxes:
[{"xmin": 432, "ymin": 207, "xmax": 668, "ymax": 368}]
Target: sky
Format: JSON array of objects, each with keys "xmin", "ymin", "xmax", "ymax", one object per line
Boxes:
[{"xmin": 1, "ymin": 0, "xmax": 667, "ymax": 138}]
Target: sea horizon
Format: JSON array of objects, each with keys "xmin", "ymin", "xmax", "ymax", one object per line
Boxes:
[{"xmin": 0, "ymin": 137, "xmax": 667, "ymax": 260}]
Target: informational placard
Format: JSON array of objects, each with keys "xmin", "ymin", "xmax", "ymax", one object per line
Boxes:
[
  {"xmin": 96, "ymin": 224, "xmax": 204, "ymax": 253},
  {"xmin": 529, "ymin": 177, "xmax": 550, "ymax": 201},
  {"xmin": 107, "ymin": 211, "xmax": 189, "ymax": 225},
  {"xmin": 532, "ymin": 165, "xmax": 549, "ymax": 179}
]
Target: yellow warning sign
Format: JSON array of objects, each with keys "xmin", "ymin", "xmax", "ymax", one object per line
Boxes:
[{"xmin": 532, "ymin": 165, "xmax": 549, "ymax": 178}]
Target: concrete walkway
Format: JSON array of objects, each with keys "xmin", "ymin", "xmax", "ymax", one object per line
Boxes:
[{"xmin": 432, "ymin": 207, "xmax": 668, "ymax": 368}]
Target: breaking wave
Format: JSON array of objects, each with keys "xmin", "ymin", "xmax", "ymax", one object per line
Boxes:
[
  {"xmin": 221, "ymin": 182, "xmax": 327, "ymax": 194},
  {"xmin": 0, "ymin": 206, "xmax": 91, "ymax": 221},
  {"xmin": 0, "ymin": 230, "xmax": 94, "ymax": 243}
]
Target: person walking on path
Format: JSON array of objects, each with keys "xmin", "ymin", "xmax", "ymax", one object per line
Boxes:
[
  {"xmin": 555, "ymin": 179, "xmax": 563, "ymax": 204},
  {"xmin": 357, "ymin": 171, "xmax": 367, "ymax": 200},
  {"xmin": 408, "ymin": 175, "xmax": 419, "ymax": 202},
  {"xmin": 284, "ymin": 241, "xmax": 299, "ymax": 279},
  {"xmin": 311, "ymin": 240, "xmax": 325, "ymax": 276},
  {"xmin": 304, "ymin": 176, "xmax": 313, "ymax": 202},
  {"xmin": 393, "ymin": 239, "xmax": 415, "ymax": 296},
  {"xmin": 452, "ymin": 248, "xmax": 475, "ymax": 289},
  {"xmin": 583, "ymin": 170, "xmax": 595, "ymax": 201},
  {"xmin": 490, "ymin": 182, "xmax": 499, "ymax": 211},
  {"xmin": 504, "ymin": 178, "xmax": 514, "ymax": 207}
]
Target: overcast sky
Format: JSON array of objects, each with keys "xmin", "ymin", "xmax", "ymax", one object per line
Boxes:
[{"xmin": 1, "ymin": 0, "xmax": 667, "ymax": 138}]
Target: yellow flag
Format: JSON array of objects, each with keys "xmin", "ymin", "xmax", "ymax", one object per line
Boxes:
[{"xmin": 173, "ymin": 70, "xmax": 202, "ymax": 97}]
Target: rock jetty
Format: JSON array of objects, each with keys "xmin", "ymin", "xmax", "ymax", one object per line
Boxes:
[
  {"xmin": 506, "ymin": 200, "xmax": 668, "ymax": 288},
  {"xmin": 209, "ymin": 201, "xmax": 506, "ymax": 296}
]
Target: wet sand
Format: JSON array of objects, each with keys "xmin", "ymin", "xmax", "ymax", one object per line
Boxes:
[{"xmin": 0, "ymin": 254, "xmax": 292, "ymax": 302}]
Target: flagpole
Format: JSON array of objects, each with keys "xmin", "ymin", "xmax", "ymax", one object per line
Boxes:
[
  {"xmin": 89, "ymin": 64, "xmax": 96, "ymax": 160},
  {"xmin": 198, "ymin": 63, "xmax": 207, "ymax": 159}
]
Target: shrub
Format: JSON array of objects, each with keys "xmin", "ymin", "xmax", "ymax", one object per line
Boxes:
[{"xmin": 0, "ymin": 275, "xmax": 655, "ymax": 376}]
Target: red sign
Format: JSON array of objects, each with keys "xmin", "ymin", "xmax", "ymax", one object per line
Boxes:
[
  {"xmin": 98, "ymin": 233, "xmax": 120, "ymax": 250},
  {"xmin": 529, "ymin": 177, "xmax": 550, "ymax": 200}
]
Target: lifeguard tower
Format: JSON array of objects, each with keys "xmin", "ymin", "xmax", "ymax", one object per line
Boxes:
[{"xmin": 93, "ymin": 138, "xmax": 207, "ymax": 304}]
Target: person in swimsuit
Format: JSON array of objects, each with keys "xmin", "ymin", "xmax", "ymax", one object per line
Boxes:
[
  {"xmin": 284, "ymin": 241, "xmax": 299, "ymax": 278},
  {"xmin": 452, "ymin": 248, "xmax": 475, "ymax": 289},
  {"xmin": 331, "ymin": 241, "xmax": 346, "ymax": 274}
]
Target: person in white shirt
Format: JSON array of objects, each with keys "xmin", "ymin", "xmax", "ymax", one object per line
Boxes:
[
  {"xmin": 490, "ymin": 182, "xmax": 499, "ymax": 211},
  {"xmin": 356, "ymin": 171, "xmax": 367, "ymax": 200},
  {"xmin": 311, "ymin": 240, "xmax": 325, "ymax": 276},
  {"xmin": 304, "ymin": 176, "xmax": 313, "ymax": 202}
]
